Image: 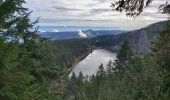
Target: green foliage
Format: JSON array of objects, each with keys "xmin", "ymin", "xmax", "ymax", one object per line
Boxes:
[
  {"xmin": 0, "ymin": 38, "xmax": 16, "ymax": 70},
  {"xmin": 151, "ymin": 20, "xmax": 170, "ymax": 99},
  {"xmin": 0, "ymin": 0, "xmax": 91, "ymax": 99}
]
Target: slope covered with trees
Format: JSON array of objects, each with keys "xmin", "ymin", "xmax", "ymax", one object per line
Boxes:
[{"xmin": 68, "ymin": 21, "xmax": 170, "ymax": 99}]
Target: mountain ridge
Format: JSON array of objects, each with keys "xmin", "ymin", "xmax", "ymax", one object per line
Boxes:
[
  {"xmin": 39, "ymin": 21, "xmax": 168, "ymax": 54},
  {"xmin": 91, "ymin": 21, "xmax": 167, "ymax": 53},
  {"xmin": 39, "ymin": 30, "xmax": 125, "ymax": 40}
]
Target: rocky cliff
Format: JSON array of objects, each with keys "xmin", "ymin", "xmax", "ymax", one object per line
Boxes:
[{"xmin": 91, "ymin": 21, "xmax": 167, "ymax": 54}]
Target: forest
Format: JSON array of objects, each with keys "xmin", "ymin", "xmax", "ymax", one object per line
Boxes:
[{"xmin": 0, "ymin": 0, "xmax": 170, "ymax": 100}]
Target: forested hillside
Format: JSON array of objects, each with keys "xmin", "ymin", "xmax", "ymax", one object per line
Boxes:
[{"xmin": 91, "ymin": 21, "xmax": 167, "ymax": 53}]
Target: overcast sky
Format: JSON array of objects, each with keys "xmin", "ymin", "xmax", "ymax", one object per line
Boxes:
[{"xmin": 26, "ymin": 0, "xmax": 169, "ymax": 30}]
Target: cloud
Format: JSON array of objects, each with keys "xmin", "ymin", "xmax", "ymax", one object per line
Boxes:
[
  {"xmin": 78, "ymin": 30, "xmax": 88, "ymax": 38},
  {"xmin": 26, "ymin": 0, "xmax": 169, "ymax": 30}
]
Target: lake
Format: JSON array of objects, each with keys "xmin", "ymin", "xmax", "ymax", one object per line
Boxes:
[{"xmin": 70, "ymin": 49, "xmax": 116, "ymax": 76}]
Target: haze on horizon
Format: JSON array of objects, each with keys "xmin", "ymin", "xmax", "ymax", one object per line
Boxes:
[{"xmin": 26, "ymin": 0, "xmax": 169, "ymax": 30}]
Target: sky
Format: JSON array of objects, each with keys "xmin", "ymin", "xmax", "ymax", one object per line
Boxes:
[{"xmin": 25, "ymin": 0, "xmax": 169, "ymax": 30}]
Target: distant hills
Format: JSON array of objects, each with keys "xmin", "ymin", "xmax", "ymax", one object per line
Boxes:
[
  {"xmin": 38, "ymin": 21, "xmax": 167, "ymax": 54},
  {"xmin": 38, "ymin": 30, "xmax": 125, "ymax": 40}
]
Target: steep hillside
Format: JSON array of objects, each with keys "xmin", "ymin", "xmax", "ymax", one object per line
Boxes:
[{"xmin": 91, "ymin": 21, "xmax": 167, "ymax": 53}]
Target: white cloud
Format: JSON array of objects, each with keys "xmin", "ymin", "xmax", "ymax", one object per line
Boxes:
[
  {"xmin": 26, "ymin": 0, "xmax": 169, "ymax": 30},
  {"xmin": 78, "ymin": 30, "xmax": 88, "ymax": 38}
]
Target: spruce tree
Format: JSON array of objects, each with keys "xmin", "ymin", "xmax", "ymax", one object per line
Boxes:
[
  {"xmin": 114, "ymin": 39, "xmax": 133, "ymax": 78},
  {"xmin": 96, "ymin": 63, "xmax": 106, "ymax": 79},
  {"xmin": 106, "ymin": 60, "xmax": 114, "ymax": 76},
  {"xmin": 0, "ymin": 0, "xmax": 38, "ymax": 99}
]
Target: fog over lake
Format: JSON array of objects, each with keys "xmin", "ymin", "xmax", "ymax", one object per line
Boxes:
[{"xmin": 70, "ymin": 49, "xmax": 116, "ymax": 76}]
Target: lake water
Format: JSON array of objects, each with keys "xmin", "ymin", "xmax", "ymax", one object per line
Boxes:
[{"xmin": 70, "ymin": 49, "xmax": 116, "ymax": 76}]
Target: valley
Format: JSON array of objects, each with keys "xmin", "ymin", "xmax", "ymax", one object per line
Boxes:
[{"xmin": 1, "ymin": 0, "xmax": 169, "ymax": 99}]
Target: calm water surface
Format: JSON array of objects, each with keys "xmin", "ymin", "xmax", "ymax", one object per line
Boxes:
[{"xmin": 70, "ymin": 49, "xmax": 116, "ymax": 76}]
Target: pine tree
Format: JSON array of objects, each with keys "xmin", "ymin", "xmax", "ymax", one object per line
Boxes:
[
  {"xmin": 114, "ymin": 39, "xmax": 133, "ymax": 78},
  {"xmin": 106, "ymin": 60, "xmax": 114, "ymax": 76},
  {"xmin": 67, "ymin": 72, "xmax": 77, "ymax": 99},
  {"xmin": 96, "ymin": 63, "xmax": 106, "ymax": 79},
  {"xmin": 0, "ymin": 0, "xmax": 63, "ymax": 99},
  {"xmin": 0, "ymin": 0, "xmax": 38, "ymax": 99}
]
